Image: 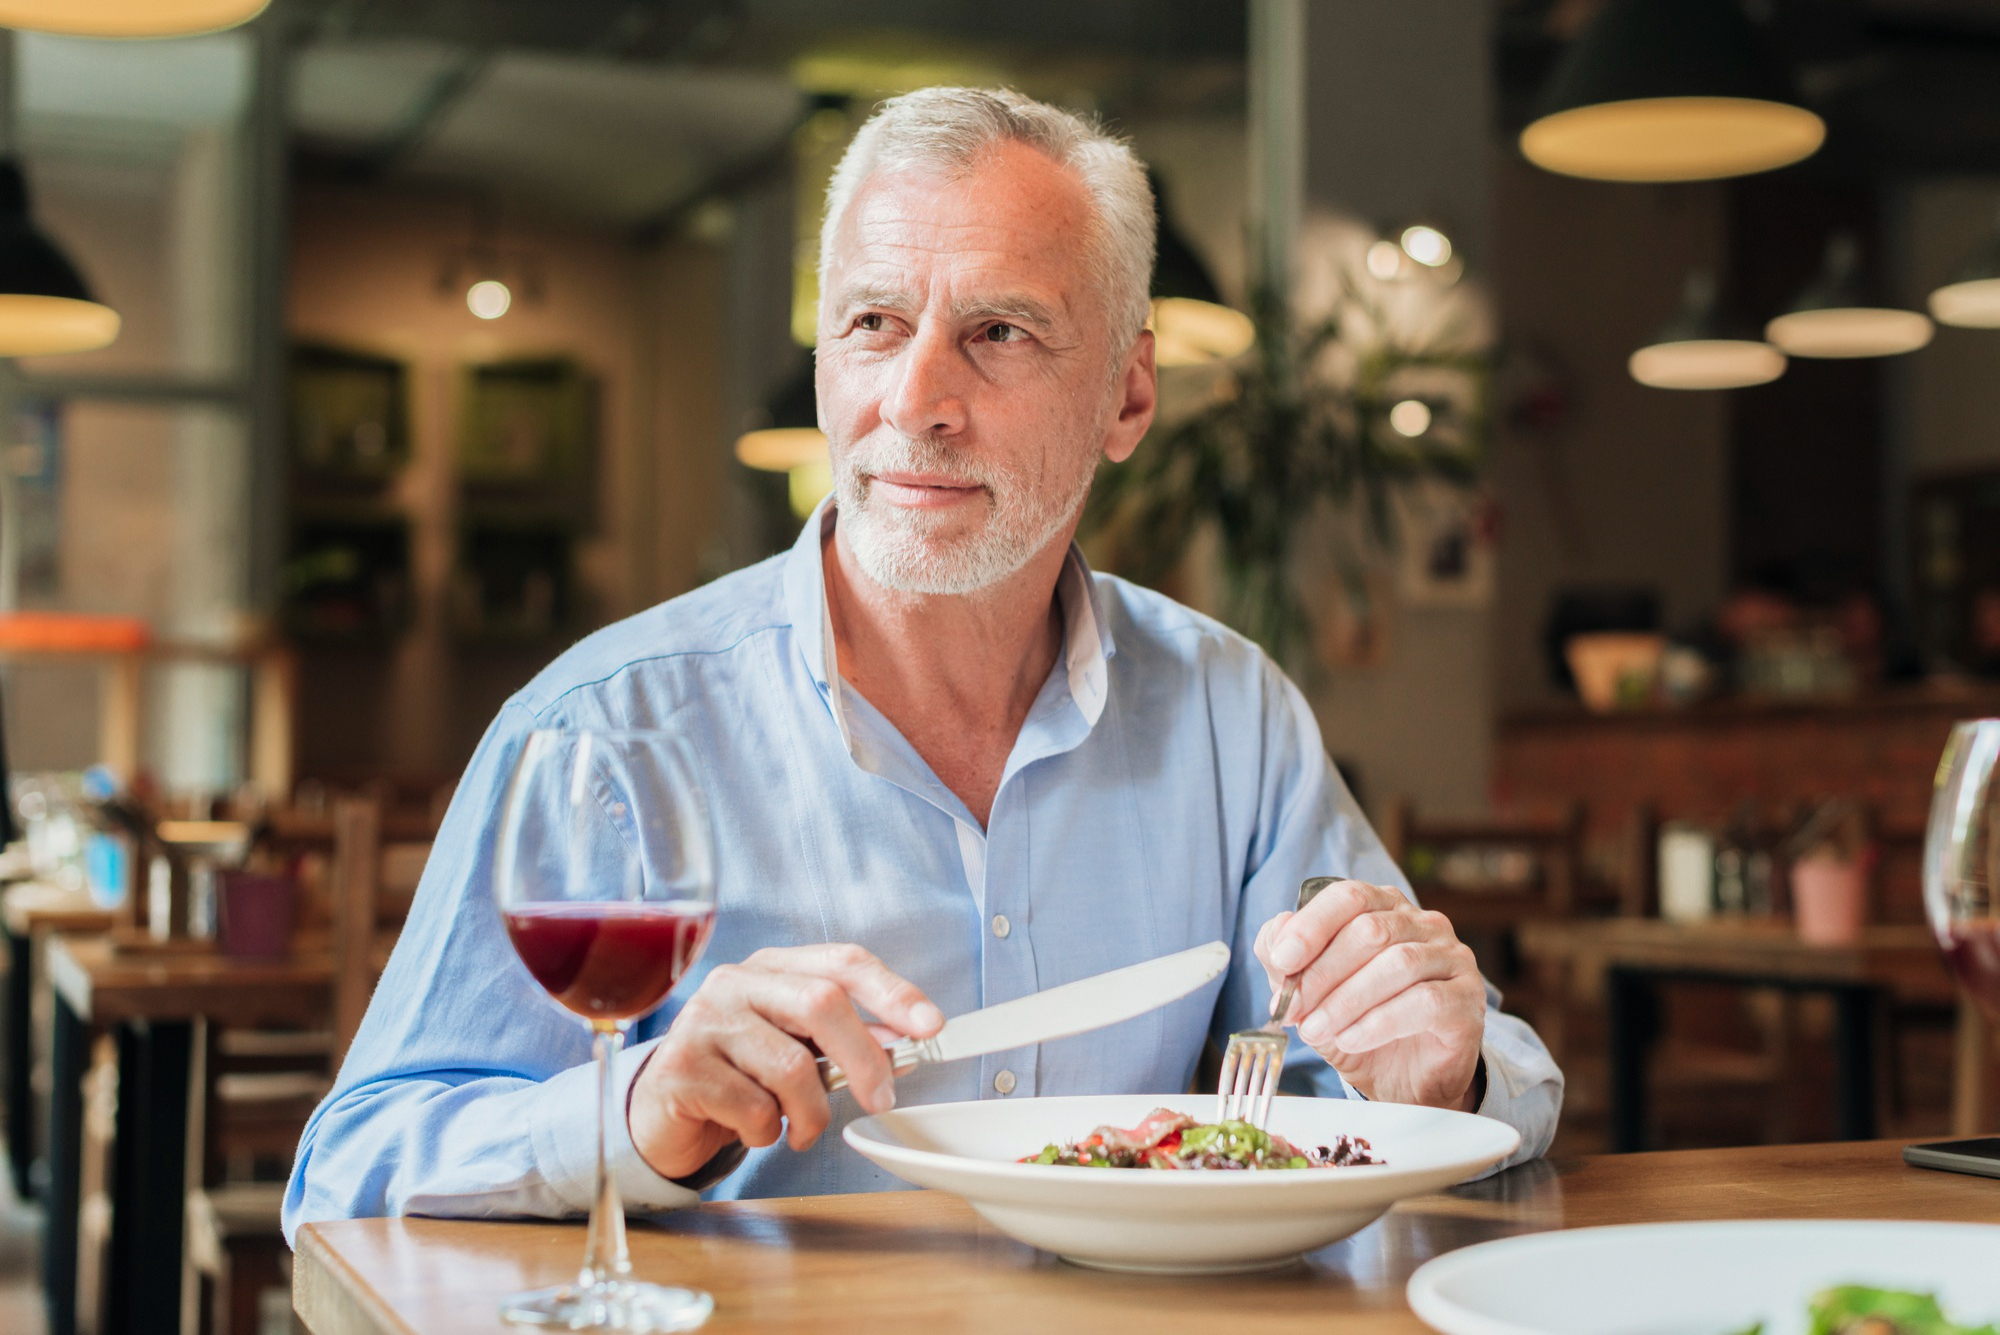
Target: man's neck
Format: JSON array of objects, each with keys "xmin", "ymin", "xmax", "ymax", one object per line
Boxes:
[{"xmin": 822, "ymin": 517, "xmax": 1069, "ymax": 830}]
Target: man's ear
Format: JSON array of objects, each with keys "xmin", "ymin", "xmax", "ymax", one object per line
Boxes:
[{"xmin": 1103, "ymin": 328, "xmax": 1157, "ymax": 465}]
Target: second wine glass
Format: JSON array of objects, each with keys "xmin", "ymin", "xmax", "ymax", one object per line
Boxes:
[{"xmin": 1924, "ymin": 719, "xmax": 2000, "ymax": 1022}]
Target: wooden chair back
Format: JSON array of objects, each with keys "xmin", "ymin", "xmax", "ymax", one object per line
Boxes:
[
  {"xmin": 1380, "ymin": 798, "xmax": 1589, "ymax": 921},
  {"xmin": 329, "ymin": 796, "xmax": 430, "ymax": 1062}
]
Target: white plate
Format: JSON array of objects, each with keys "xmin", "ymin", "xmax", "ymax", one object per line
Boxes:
[
  {"xmin": 843, "ymin": 1093, "xmax": 1519, "ymax": 1274},
  {"xmin": 1407, "ymin": 1219, "xmax": 2000, "ymax": 1335}
]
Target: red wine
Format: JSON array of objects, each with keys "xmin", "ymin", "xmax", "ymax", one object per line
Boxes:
[
  {"xmin": 503, "ymin": 901, "xmax": 715, "ymax": 1023},
  {"xmin": 1944, "ymin": 920, "xmax": 2000, "ymax": 1021}
]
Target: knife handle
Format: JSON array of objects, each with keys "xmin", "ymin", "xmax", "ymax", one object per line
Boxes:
[{"xmin": 817, "ymin": 1036, "xmax": 938, "ymax": 1094}]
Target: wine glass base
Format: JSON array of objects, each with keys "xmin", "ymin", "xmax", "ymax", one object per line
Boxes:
[{"xmin": 500, "ymin": 1280, "xmax": 714, "ymax": 1332}]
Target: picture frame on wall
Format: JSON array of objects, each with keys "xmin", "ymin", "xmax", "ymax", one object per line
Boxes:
[
  {"xmin": 457, "ymin": 356, "xmax": 597, "ymax": 526},
  {"xmin": 1397, "ymin": 484, "xmax": 1497, "ymax": 611},
  {"xmin": 1914, "ymin": 466, "xmax": 2000, "ymax": 674},
  {"xmin": 449, "ymin": 517, "xmax": 576, "ymax": 645},
  {"xmin": 280, "ymin": 512, "xmax": 412, "ymax": 642},
  {"xmin": 289, "ymin": 344, "xmax": 410, "ymax": 487}
]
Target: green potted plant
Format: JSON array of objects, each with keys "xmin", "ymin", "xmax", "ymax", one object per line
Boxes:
[{"xmin": 1085, "ymin": 264, "xmax": 1491, "ymax": 670}]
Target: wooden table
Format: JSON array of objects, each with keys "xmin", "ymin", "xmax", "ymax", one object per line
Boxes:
[
  {"xmin": 2, "ymin": 882, "xmax": 115, "ymax": 1200},
  {"xmin": 1517, "ymin": 918, "xmax": 1949, "ymax": 1151},
  {"xmin": 44, "ymin": 934, "xmax": 331, "ymax": 1335},
  {"xmin": 293, "ymin": 1139, "xmax": 2000, "ymax": 1335}
]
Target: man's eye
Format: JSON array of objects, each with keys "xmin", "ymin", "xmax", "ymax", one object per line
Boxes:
[
  {"xmin": 984, "ymin": 322, "xmax": 1024, "ymax": 343},
  {"xmin": 856, "ymin": 313, "xmax": 887, "ymax": 332}
]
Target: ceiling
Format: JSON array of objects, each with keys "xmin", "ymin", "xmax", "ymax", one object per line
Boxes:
[
  {"xmin": 279, "ymin": 0, "xmax": 1248, "ymax": 232},
  {"xmin": 290, "ymin": 41, "xmax": 808, "ymax": 229}
]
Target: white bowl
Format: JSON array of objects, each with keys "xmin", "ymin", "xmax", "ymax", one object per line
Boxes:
[
  {"xmin": 1407, "ymin": 1220, "xmax": 2000, "ymax": 1335},
  {"xmin": 843, "ymin": 1093, "xmax": 1520, "ymax": 1274}
]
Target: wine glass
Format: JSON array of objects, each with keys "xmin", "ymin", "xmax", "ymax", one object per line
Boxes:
[
  {"xmin": 494, "ymin": 729, "xmax": 718, "ymax": 1331},
  {"xmin": 1923, "ymin": 719, "xmax": 2000, "ymax": 1022}
]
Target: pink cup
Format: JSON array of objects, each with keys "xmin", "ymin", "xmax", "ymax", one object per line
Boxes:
[
  {"xmin": 1791, "ymin": 852, "xmax": 1870, "ymax": 946},
  {"xmin": 217, "ymin": 870, "xmax": 298, "ymax": 960}
]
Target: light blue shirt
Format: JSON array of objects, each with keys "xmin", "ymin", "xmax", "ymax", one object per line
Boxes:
[{"xmin": 284, "ymin": 503, "xmax": 1561, "ymax": 1241}]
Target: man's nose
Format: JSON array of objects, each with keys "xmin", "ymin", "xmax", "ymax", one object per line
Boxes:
[{"xmin": 880, "ymin": 324, "xmax": 968, "ymax": 438}]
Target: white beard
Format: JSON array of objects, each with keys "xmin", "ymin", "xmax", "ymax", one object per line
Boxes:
[{"xmin": 833, "ymin": 431, "xmax": 1098, "ymax": 596}]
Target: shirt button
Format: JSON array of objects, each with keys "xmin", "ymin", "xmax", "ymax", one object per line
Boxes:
[
  {"xmin": 993, "ymin": 1069, "xmax": 1017, "ymax": 1095},
  {"xmin": 991, "ymin": 914, "xmax": 1011, "ymax": 939}
]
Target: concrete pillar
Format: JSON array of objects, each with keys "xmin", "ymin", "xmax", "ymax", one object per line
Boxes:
[{"xmin": 1300, "ymin": 0, "xmax": 1497, "ymax": 818}]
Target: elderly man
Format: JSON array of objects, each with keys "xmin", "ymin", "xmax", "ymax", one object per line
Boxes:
[{"xmin": 285, "ymin": 87, "xmax": 1559, "ymax": 1235}]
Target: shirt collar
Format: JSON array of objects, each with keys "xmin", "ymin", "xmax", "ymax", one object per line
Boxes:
[{"xmin": 780, "ymin": 494, "xmax": 1116, "ymax": 740}]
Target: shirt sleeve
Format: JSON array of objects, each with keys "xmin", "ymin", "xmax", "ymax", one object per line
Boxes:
[
  {"xmin": 1209, "ymin": 655, "xmax": 1563, "ymax": 1175},
  {"xmin": 282, "ymin": 702, "xmax": 700, "ymax": 1246}
]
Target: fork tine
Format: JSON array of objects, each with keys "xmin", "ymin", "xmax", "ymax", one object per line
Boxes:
[
  {"xmin": 1230, "ymin": 1043, "xmax": 1257, "ymax": 1120},
  {"xmin": 1261, "ymin": 1045, "xmax": 1280, "ymax": 1125},
  {"xmin": 1255, "ymin": 1047, "xmax": 1282, "ymax": 1129},
  {"xmin": 1215, "ymin": 1043, "xmax": 1239, "ymax": 1122},
  {"xmin": 1241, "ymin": 1046, "xmax": 1268, "ymax": 1124}
]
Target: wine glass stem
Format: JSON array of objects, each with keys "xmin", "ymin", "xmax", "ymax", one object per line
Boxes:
[{"xmin": 580, "ymin": 1024, "xmax": 632, "ymax": 1289}]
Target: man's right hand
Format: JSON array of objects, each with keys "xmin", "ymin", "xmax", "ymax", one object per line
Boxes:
[{"xmin": 625, "ymin": 943, "xmax": 944, "ymax": 1181}]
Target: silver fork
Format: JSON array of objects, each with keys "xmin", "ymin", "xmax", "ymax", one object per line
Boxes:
[{"xmin": 1217, "ymin": 876, "xmax": 1335, "ymax": 1128}]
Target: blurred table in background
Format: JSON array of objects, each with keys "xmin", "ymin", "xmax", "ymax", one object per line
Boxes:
[
  {"xmin": 1496, "ymin": 685, "xmax": 1996, "ymax": 919},
  {"xmin": 1519, "ymin": 918, "xmax": 1949, "ymax": 1152},
  {"xmin": 2, "ymin": 883, "xmax": 115, "ymax": 1202},
  {"xmin": 43, "ymin": 934, "xmax": 331, "ymax": 1335},
  {"xmin": 293, "ymin": 1140, "xmax": 2000, "ymax": 1335}
]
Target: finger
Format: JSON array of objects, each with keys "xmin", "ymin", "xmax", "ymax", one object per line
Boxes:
[
  {"xmin": 746, "ymin": 942, "xmax": 946, "ymax": 1038},
  {"xmin": 675, "ymin": 1058, "xmax": 786, "ymax": 1150},
  {"xmin": 631, "ymin": 1039, "xmax": 784, "ymax": 1175},
  {"xmin": 716, "ymin": 1013, "xmax": 841, "ymax": 1149},
  {"xmin": 1285, "ymin": 908, "xmax": 1438, "ymax": 1023},
  {"xmin": 1252, "ymin": 910, "xmax": 1295, "ymax": 990},
  {"xmin": 1322, "ymin": 975, "xmax": 1485, "ymax": 1056},
  {"xmin": 1295, "ymin": 938, "xmax": 1466, "ymax": 1049},
  {"xmin": 1267, "ymin": 881, "xmax": 1408, "ymax": 974},
  {"xmin": 740, "ymin": 970, "xmax": 899, "ymax": 1114}
]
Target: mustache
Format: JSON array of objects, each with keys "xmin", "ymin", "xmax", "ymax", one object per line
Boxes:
[{"xmin": 840, "ymin": 433, "xmax": 993, "ymax": 489}]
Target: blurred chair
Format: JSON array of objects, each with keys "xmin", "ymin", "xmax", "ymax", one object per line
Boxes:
[
  {"xmin": 1381, "ymin": 798, "xmax": 1596, "ymax": 1070},
  {"xmin": 182, "ymin": 794, "xmax": 432, "ymax": 1335},
  {"xmin": 1381, "ymin": 797, "xmax": 1591, "ymax": 933}
]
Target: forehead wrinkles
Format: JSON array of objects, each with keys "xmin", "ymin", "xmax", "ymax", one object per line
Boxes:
[{"xmin": 827, "ymin": 155, "xmax": 1098, "ymax": 317}]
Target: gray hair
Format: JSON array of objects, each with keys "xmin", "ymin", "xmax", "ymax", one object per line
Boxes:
[{"xmin": 817, "ymin": 87, "xmax": 1156, "ymax": 343}]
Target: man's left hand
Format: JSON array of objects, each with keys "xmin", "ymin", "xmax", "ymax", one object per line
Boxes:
[{"xmin": 1253, "ymin": 880, "xmax": 1485, "ymax": 1111}]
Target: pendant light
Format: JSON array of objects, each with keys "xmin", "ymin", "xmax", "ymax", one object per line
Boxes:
[
  {"xmin": 1148, "ymin": 170, "xmax": 1253, "ymax": 367},
  {"xmin": 1928, "ymin": 207, "xmax": 2000, "ymax": 329},
  {"xmin": 0, "ymin": 0, "xmax": 269, "ymax": 36},
  {"xmin": 734, "ymin": 364, "xmax": 830, "ymax": 519},
  {"xmin": 0, "ymin": 161, "xmax": 118, "ymax": 355},
  {"xmin": 1521, "ymin": 0, "xmax": 1824, "ymax": 183},
  {"xmin": 1765, "ymin": 234, "xmax": 1933, "ymax": 359},
  {"xmin": 1629, "ymin": 271, "xmax": 1785, "ymax": 389}
]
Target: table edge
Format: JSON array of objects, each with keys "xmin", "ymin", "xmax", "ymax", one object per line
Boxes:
[{"xmin": 295, "ymin": 1223, "xmax": 419, "ymax": 1335}]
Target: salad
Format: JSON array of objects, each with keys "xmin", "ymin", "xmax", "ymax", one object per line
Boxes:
[
  {"xmin": 1733, "ymin": 1285, "xmax": 2000, "ymax": 1335},
  {"xmin": 1019, "ymin": 1106, "xmax": 1384, "ymax": 1170}
]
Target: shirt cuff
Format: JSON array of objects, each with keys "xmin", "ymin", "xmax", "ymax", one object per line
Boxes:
[
  {"xmin": 1468, "ymin": 1025, "xmax": 1564, "ymax": 1176},
  {"xmin": 528, "ymin": 1035, "xmax": 704, "ymax": 1215}
]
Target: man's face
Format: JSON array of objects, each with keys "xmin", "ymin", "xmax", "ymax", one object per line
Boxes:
[{"xmin": 816, "ymin": 140, "xmax": 1152, "ymax": 595}]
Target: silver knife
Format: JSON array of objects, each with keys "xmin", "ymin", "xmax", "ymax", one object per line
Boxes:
[{"xmin": 818, "ymin": 940, "xmax": 1231, "ymax": 1093}]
